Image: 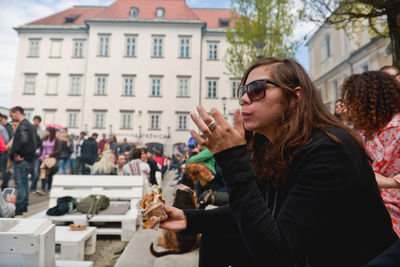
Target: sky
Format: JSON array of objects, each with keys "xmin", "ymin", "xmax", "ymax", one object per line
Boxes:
[{"xmin": 0, "ymin": 0, "xmax": 315, "ymax": 108}]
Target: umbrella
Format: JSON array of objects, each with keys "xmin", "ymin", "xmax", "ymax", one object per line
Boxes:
[{"xmin": 44, "ymin": 123, "xmax": 64, "ymax": 130}]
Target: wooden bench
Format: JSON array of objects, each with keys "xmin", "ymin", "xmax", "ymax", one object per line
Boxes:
[{"xmin": 31, "ymin": 175, "xmax": 147, "ymax": 241}]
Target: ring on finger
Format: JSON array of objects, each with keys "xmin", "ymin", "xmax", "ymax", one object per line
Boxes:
[{"xmin": 207, "ymin": 120, "xmax": 217, "ymax": 132}]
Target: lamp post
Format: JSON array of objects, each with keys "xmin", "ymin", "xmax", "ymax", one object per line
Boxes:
[
  {"xmin": 109, "ymin": 124, "xmax": 113, "ymax": 135},
  {"xmin": 221, "ymin": 96, "xmax": 227, "ymax": 119},
  {"xmin": 138, "ymin": 125, "xmax": 142, "ymax": 138},
  {"xmin": 255, "ymin": 40, "xmax": 266, "ymax": 59}
]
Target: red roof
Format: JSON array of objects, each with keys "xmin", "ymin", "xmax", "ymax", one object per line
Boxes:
[
  {"xmin": 26, "ymin": 0, "xmax": 233, "ymax": 29},
  {"xmin": 28, "ymin": 6, "xmax": 106, "ymax": 25},
  {"xmin": 95, "ymin": 0, "xmax": 199, "ymax": 21},
  {"xmin": 192, "ymin": 9, "xmax": 233, "ymax": 28}
]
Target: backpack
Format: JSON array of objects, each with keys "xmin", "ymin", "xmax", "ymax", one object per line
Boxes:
[
  {"xmin": 77, "ymin": 194, "xmax": 110, "ymax": 219},
  {"xmin": 46, "ymin": 196, "xmax": 77, "ymax": 216}
]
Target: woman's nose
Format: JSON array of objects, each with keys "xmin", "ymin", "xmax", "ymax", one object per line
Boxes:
[{"xmin": 240, "ymin": 92, "xmax": 251, "ymax": 106}]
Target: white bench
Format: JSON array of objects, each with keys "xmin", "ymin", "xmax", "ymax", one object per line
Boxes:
[
  {"xmin": 0, "ymin": 218, "xmax": 55, "ymax": 267},
  {"xmin": 55, "ymin": 226, "xmax": 96, "ymax": 261},
  {"xmin": 31, "ymin": 175, "xmax": 147, "ymax": 241}
]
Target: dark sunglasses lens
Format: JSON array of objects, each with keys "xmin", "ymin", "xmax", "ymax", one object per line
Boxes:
[{"xmin": 247, "ymin": 80, "xmax": 266, "ymax": 101}]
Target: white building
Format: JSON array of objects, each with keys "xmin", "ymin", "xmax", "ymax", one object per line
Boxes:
[
  {"xmin": 12, "ymin": 0, "xmax": 239, "ymax": 154},
  {"xmin": 307, "ymin": 23, "xmax": 392, "ymax": 112}
]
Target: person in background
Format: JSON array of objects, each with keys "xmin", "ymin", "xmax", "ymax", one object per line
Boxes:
[
  {"xmin": 334, "ymin": 99, "xmax": 351, "ymax": 126},
  {"xmin": 380, "ymin": 65, "xmax": 400, "ymax": 83},
  {"xmin": 0, "ymin": 189, "xmax": 16, "ymax": 218},
  {"xmin": 58, "ymin": 131, "xmax": 72, "ymax": 174},
  {"xmin": 81, "ymin": 133, "xmax": 98, "ymax": 175},
  {"xmin": 108, "ymin": 135, "xmax": 118, "ymax": 153},
  {"xmin": 98, "ymin": 133, "xmax": 107, "ymax": 155},
  {"xmin": 74, "ymin": 131, "xmax": 86, "ymax": 174},
  {"xmin": 124, "ymin": 151, "xmax": 132, "ymax": 162},
  {"xmin": 145, "ymin": 150, "xmax": 160, "ymax": 185},
  {"xmin": 116, "ymin": 154, "xmax": 126, "ymax": 176},
  {"xmin": 69, "ymin": 135, "xmax": 78, "ymax": 174},
  {"xmin": 9, "ymin": 106, "xmax": 37, "ymax": 215},
  {"xmin": 342, "ymin": 71, "xmax": 400, "ymax": 236},
  {"xmin": 91, "ymin": 151, "xmax": 116, "ymax": 175},
  {"xmin": 37, "ymin": 127, "xmax": 60, "ymax": 195},
  {"xmin": 123, "ymin": 148, "xmax": 150, "ymax": 181},
  {"xmin": 0, "ymin": 114, "xmax": 12, "ymax": 191},
  {"xmin": 0, "ymin": 114, "xmax": 13, "ymax": 140},
  {"xmin": 0, "ymin": 115, "xmax": 9, "ymax": 145},
  {"xmin": 30, "ymin": 115, "xmax": 44, "ymax": 193}
]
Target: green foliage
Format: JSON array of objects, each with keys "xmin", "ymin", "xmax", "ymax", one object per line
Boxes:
[{"xmin": 225, "ymin": 0, "xmax": 297, "ymax": 77}]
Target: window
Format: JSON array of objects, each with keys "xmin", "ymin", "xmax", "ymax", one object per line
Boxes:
[
  {"xmin": 69, "ymin": 75, "xmax": 82, "ymax": 95},
  {"xmin": 24, "ymin": 109, "xmax": 33, "ymax": 122},
  {"xmin": 150, "ymin": 77, "xmax": 162, "ymax": 96},
  {"xmin": 219, "ymin": 18, "xmax": 229, "ymax": 27},
  {"xmin": 207, "ymin": 79, "xmax": 218, "ymax": 98},
  {"xmin": 94, "ymin": 111, "xmax": 106, "ymax": 129},
  {"xmin": 156, "ymin": 8, "xmax": 165, "ymax": 18},
  {"xmin": 67, "ymin": 110, "xmax": 79, "ymax": 128},
  {"xmin": 122, "ymin": 75, "xmax": 135, "ymax": 96},
  {"xmin": 362, "ymin": 64, "xmax": 368, "ymax": 73},
  {"xmin": 95, "ymin": 75, "xmax": 107, "ymax": 95},
  {"xmin": 98, "ymin": 34, "xmax": 110, "ymax": 56},
  {"xmin": 43, "ymin": 110, "xmax": 56, "ymax": 124},
  {"xmin": 46, "ymin": 74, "xmax": 59, "ymax": 95},
  {"xmin": 125, "ymin": 35, "xmax": 136, "ymax": 57},
  {"xmin": 231, "ymin": 79, "xmax": 241, "ymax": 98},
  {"xmin": 149, "ymin": 113, "xmax": 161, "ymax": 130},
  {"xmin": 177, "ymin": 113, "xmax": 189, "ymax": 130},
  {"xmin": 177, "ymin": 77, "xmax": 190, "ymax": 97},
  {"xmin": 179, "ymin": 37, "xmax": 190, "ymax": 58},
  {"xmin": 50, "ymin": 39, "xmax": 62, "ymax": 58},
  {"xmin": 322, "ymin": 34, "xmax": 331, "ymax": 60},
  {"xmin": 73, "ymin": 40, "xmax": 84, "ymax": 58},
  {"xmin": 24, "ymin": 74, "xmax": 36, "ymax": 94},
  {"xmin": 120, "ymin": 111, "xmax": 133, "ymax": 129},
  {"xmin": 28, "ymin": 39, "xmax": 40, "ymax": 57},
  {"xmin": 208, "ymin": 42, "xmax": 218, "ymax": 60},
  {"xmin": 130, "ymin": 7, "xmax": 139, "ymax": 17},
  {"xmin": 152, "ymin": 36, "xmax": 164, "ymax": 57}
]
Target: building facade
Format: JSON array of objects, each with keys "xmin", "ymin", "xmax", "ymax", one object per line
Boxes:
[
  {"xmin": 307, "ymin": 23, "xmax": 392, "ymax": 112},
  {"xmin": 12, "ymin": 0, "xmax": 239, "ymax": 154}
]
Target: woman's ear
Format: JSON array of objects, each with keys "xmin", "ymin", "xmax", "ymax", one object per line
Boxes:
[{"xmin": 289, "ymin": 86, "xmax": 302, "ymax": 108}]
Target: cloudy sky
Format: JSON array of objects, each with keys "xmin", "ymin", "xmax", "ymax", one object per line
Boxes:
[{"xmin": 0, "ymin": 0, "xmax": 315, "ymax": 108}]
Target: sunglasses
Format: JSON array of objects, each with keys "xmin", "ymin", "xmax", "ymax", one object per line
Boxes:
[{"xmin": 237, "ymin": 78, "xmax": 280, "ymax": 105}]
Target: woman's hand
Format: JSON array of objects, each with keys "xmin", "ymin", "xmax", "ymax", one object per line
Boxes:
[
  {"xmin": 159, "ymin": 206, "xmax": 187, "ymax": 232},
  {"xmin": 190, "ymin": 106, "xmax": 245, "ymax": 154}
]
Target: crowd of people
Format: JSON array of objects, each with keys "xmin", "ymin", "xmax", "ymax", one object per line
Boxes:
[
  {"xmin": 0, "ymin": 59, "xmax": 399, "ymax": 266},
  {"xmin": 0, "ymin": 109, "xmax": 170, "ymax": 216}
]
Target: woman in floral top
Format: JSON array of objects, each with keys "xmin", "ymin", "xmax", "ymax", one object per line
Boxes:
[{"xmin": 342, "ymin": 71, "xmax": 400, "ymax": 236}]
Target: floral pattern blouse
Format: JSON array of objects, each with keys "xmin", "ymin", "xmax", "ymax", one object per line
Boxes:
[{"xmin": 363, "ymin": 113, "xmax": 400, "ymax": 237}]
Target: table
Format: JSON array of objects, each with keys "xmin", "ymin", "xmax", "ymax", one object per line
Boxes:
[{"xmin": 55, "ymin": 226, "xmax": 96, "ymax": 261}]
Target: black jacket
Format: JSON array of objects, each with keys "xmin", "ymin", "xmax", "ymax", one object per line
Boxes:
[
  {"xmin": 81, "ymin": 137, "xmax": 98, "ymax": 165},
  {"xmin": 10, "ymin": 119, "xmax": 37, "ymax": 162},
  {"xmin": 184, "ymin": 127, "xmax": 397, "ymax": 267}
]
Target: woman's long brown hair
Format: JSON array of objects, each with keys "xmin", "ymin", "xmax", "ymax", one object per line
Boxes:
[{"xmin": 241, "ymin": 57, "xmax": 367, "ymax": 187}]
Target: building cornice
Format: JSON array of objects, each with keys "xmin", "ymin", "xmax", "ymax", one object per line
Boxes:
[
  {"xmin": 86, "ymin": 18, "xmax": 205, "ymax": 26},
  {"xmin": 14, "ymin": 25, "xmax": 87, "ymax": 33},
  {"xmin": 204, "ymin": 28, "xmax": 228, "ymax": 33}
]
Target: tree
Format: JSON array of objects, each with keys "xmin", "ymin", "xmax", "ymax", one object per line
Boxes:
[
  {"xmin": 301, "ymin": 0, "xmax": 400, "ymax": 68},
  {"xmin": 225, "ymin": 0, "xmax": 297, "ymax": 77}
]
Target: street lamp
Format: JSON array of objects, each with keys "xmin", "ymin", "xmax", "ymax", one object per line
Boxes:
[
  {"xmin": 255, "ymin": 40, "xmax": 266, "ymax": 59},
  {"xmin": 138, "ymin": 125, "xmax": 142, "ymax": 138},
  {"xmin": 221, "ymin": 96, "xmax": 227, "ymax": 119},
  {"xmin": 109, "ymin": 124, "xmax": 113, "ymax": 135}
]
